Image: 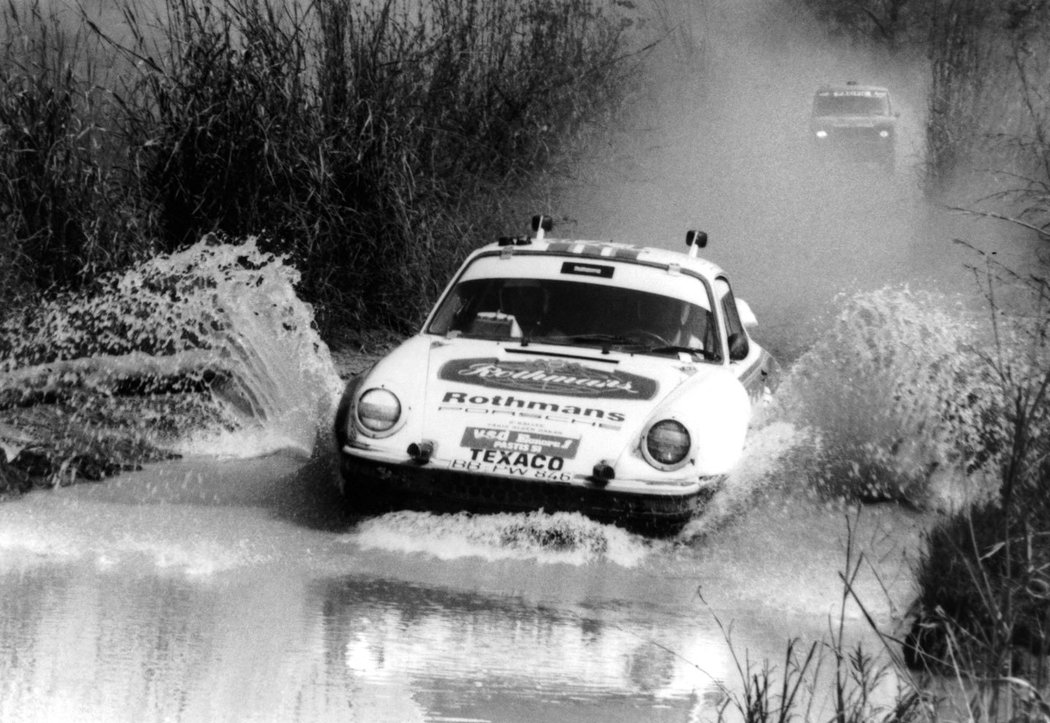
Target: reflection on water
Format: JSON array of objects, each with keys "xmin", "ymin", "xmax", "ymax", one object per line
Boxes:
[
  {"xmin": 0, "ymin": 562, "xmax": 718, "ymax": 722},
  {"xmin": 315, "ymin": 576, "xmax": 717, "ymax": 722}
]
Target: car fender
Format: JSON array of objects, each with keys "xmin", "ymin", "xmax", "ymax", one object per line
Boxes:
[
  {"xmin": 337, "ymin": 335, "xmax": 430, "ymax": 448},
  {"xmin": 685, "ymin": 372, "xmax": 751, "ymax": 474},
  {"xmin": 616, "ymin": 366, "xmax": 751, "ymax": 478}
]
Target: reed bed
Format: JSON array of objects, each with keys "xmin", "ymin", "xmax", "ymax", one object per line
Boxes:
[{"xmin": 0, "ymin": 0, "xmax": 642, "ymax": 332}]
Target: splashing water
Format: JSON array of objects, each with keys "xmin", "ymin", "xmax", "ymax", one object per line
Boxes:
[
  {"xmin": 348, "ymin": 510, "xmax": 653, "ymax": 567},
  {"xmin": 0, "ymin": 237, "xmax": 343, "ymax": 477},
  {"xmin": 679, "ymin": 420, "xmax": 803, "ymax": 541},
  {"xmin": 772, "ymin": 286, "xmax": 1007, "ymax": 511}
]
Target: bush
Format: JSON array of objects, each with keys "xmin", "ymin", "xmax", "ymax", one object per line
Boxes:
[
  {"xmin": 904, "ymin": 266, "xmax": 1050, "ymax": 715},
  {"xmin": 908, "ymin": 486, "xmax": 1050, "ymax": 660}
]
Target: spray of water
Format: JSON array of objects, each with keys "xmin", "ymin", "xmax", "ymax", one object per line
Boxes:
[
  {"xmin": 771, "ymin": 286, "xmax": 1005, "ymax": 511},
  {"xmin": 347, "ymin": 510, "xmax": 653, "ymax": 567},
  {"xmin": 0, "ymin": 237, "xmax": 343, "ymax": 479}
]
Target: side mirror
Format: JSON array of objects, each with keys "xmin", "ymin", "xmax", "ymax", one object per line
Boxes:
[
  {"xmin": 736, "ymin": 299, "xmax": 758, "ymax": 329},
  {"xmin": 728, "ymin": 332, "xmax": 749, "ymax": 361}
]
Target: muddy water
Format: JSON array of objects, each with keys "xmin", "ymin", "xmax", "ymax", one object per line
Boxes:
[{"xmin": 0, "ymin": 441, "xmax": 924, "ymax": 723}]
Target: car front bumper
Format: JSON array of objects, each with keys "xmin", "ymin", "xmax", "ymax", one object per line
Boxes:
[
  {"xmin": 339, "ymin": 448, "xmax": 716, "ymax": 536},
  {"xmin": 812, "ymin": 130, "xmax": 894, "ymax": 162}
]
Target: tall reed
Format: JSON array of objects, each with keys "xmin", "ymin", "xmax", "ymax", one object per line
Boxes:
[
  {"xmin": 711, "ymin": 512, "xmax": 930, "ymax": 722},
  {"xmin": 0, "ymin": 0, "xmax": 640, "ymax": 333},
  {"xmin": 0, "ymin": 1, "xmax": 152, "ymax": 307}
]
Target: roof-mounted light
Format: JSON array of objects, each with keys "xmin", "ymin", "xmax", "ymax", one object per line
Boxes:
[
  {"xmin": 531, "ymin": 214, "xmax": 554, "ymax": 241},
  {"xmin": 685, "ymin": 230, "xmax": 707, "ymax": 257}
]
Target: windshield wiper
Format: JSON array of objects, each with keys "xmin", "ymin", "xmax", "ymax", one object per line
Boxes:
[
  {"xmin": 564, "ymin": 333, "xmax": 636, "ymax": 345},
  {"xmin": 646, "ymin": 345, "xmax": 716, "ymax": 361},
  {"xmin": 560, "ymin": 333, "xmax": 649, "ymax": 353}
]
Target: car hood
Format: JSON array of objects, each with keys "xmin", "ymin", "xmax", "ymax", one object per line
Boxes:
[{"xmin": 360, "ymin": 335, "xmax": 735, "ymax": 477}]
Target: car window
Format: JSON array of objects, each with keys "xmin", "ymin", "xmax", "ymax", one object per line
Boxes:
[
  {"xmin": 715, "ymin": 277, "xmax": 748, "ymax": 362},
  {"xmin": 428, "ymin": 276, "xmax": 720, "ymax": 360}
]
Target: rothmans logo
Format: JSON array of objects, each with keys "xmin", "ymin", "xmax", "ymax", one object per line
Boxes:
[{"xmin": 438, "ymin": 358, "xmax": 658, "ymax": 399}]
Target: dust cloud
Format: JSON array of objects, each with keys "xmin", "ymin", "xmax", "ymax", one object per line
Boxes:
[{"xmin": 551, "ymin": 0, "xmax": 1026, "ymax": 361}]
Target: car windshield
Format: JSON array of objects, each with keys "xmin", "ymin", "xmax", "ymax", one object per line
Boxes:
[
  {"xmin": 427, "ymin": 277, "xmax": 721, "ymax": 361},
  {"xmin": 813, "ymin": 92, "xmax": 889, "ymax": 117}
]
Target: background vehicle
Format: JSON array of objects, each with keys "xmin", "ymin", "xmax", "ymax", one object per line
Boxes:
[{"xmin": 810, "ymin": 82, "xmax": 898, "ymax": 171}]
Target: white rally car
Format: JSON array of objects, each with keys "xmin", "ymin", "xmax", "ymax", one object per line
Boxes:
[{"xmin": 334, "ymin": 217, "xmax": 777, "ymax": 534}]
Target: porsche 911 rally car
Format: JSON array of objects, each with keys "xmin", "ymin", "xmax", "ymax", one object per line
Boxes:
[
  {"xmin": 810, "ymin": 82, "xmax": 897, "ymax": 171},
  {"xmin": 334, "ymin": 217, "xmax": 777, "ymax": 534}
]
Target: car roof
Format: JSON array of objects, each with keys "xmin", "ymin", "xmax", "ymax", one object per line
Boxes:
[{"xmin": 464, "ymin": 235, "xmax": 727, "ymax": 281}]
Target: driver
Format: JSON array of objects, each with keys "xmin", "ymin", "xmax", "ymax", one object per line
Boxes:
[
  {"xmin": 500, "ymin": 281, "xmax": 559, "ymax": 340},
  {"xmin": 635, "ymin": 294, "xmax": 710, "ymax": 351},
  {"xmin": 635, "ymin": 294, "xmax": 686, "ymax": 344}
]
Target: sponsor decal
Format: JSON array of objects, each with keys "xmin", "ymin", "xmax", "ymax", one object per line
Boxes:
[
  {"xmin": 440, "ymin": 390, "xmax": 625, "ymax": 423},
  {"xmin": 439, "ymin": 358, "xmax": 657, "ymax": 400},
  {"xmin": 469, "ymin": 448, "xmax": 564, "ymax": 469},
  {"xmin": 449, "ymin": 451, "xmax": 574, "ymax": 482},
  {"xmin": 561, "ymin": 261, "xmax": 614, "ymax": 278},
  {"xmin": 461, "ymin": 426, "xmax": 580, "ymax": 458}
]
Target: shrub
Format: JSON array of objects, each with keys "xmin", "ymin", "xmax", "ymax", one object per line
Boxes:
[{"xmin": 904, "ymin": 265, "xmax": 1050, "ymax": 714}]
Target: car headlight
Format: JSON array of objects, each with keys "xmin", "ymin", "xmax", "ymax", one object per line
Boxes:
[
  {"xmin": 356, "ymin": 388, "xmax": 402, "ymax": 435},
  {"xmin": 643, "ymin": 419, "xmax": 691, "ymax": 469},
  {"xmin": 815, "ymin": 129, "xmax": 828, "ymax": 139}
]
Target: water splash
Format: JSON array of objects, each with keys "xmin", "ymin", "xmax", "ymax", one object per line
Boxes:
[
  {"xmin": 347, "ymin": 510, "xmax": 653, "ymax": 567},
  {"xmin": 0, "ymin": 237, "xmax": 343, "ymax": 478},
  {"xmin": 680, "ymin": 420, "xmax": 803, "ymax": 541},
  {"xmin": 772, "ymin": 286, "xmax": 1004, "ymax": 511}
]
